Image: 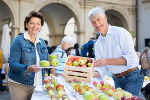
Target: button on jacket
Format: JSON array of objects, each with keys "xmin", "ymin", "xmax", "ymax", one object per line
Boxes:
[{"xmin": 8, "ymin": 33, "xmax": 48, "ymax": 86}]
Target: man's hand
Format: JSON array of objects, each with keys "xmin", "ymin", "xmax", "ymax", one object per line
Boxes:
[
  {"xmin": 26, "ymin": 65, "xmax": 41, "ymax": 73},
  {"xmin": 93, "ymin": 71, "xmax": 100, "ymax": 78},
  {"xmin": 93, "ymin": 58, "xmax": 107, "ymax": 67}
]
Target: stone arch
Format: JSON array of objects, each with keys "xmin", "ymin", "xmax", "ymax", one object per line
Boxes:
[
  {"xmin": 1, "ymin": 0, "xmax": 16, "ymax": 25},
  {"xmin": 105, "ymin": 8, "xmax": 129, "ymax": 30},
  {"xmin": 0, "ymin": 0, "xmax": 15, "ymax": 44},
  {"xmin": 33, "ymin": 0, "xmax": 80, "ymax": 45}
]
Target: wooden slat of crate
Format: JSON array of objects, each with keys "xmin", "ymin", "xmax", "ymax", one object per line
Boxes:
[
  {"xmin": 64, "ymin": 74, "xmax": 92, "ymax": 83},
  {"xmin": 64, "ymin": 70, "xmax": 92, "ymax": 77},
  {"xmin": 64, "ymin": 65, "xmax": 93, "ymax": 73},
  {"xmin": 64, "ymin": 66, "xmax": 93, "ymax": 83}
]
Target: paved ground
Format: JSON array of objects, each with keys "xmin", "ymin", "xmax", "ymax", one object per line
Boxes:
[{"xmin": 0, "ymin": 87, "xmax": 10, "ymax": 100}]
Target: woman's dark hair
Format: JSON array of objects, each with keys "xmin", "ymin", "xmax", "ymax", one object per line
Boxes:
[
  {"xmin": 24, "ymin": 11, "xmax": 44, "ymax": 31},
  {"xmin": 74, "ymin": 43, "xmax": 80, "ymax": 56}
]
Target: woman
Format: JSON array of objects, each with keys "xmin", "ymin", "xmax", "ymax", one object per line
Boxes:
[{"xmin": 8, "ymin": 11, "xmax": 48, "ymax": 100}]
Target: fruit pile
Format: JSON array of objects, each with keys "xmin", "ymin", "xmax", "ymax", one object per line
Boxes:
[
  {"xmin": 49, "ymin": 54, "xmax": 60, "ymax": 67},
  {"xmin": 66, "ymin": 56, "xmax": 93, "ymax": 68},
  {"xmin": 44, "ymin": 74, "xmax": 70, "ymax": 100},
  {"xmin": 40, "ymin": 54, "xmax": 60, "ymax": 67},
  {"xmin": 64, "ymin": 56, "xmax": 94, "ymax": 83},
  {"xmin": 66, "ymin": 79, "xmax": 142, "ymax": 100},
  {"xmin": 68, "ymin": 80, "xmax": 108, "ymax": 100},
  {"xmin": 93, "ymin": 81, "xmax": 142, "ymax": 100}
]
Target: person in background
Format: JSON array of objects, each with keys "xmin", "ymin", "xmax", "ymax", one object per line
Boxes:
[
  {"xmin": 51, "ymin": 36, "xmax": 73, "ymax": 76},
  {"xmin": 8, "ymin": 11, "xmax": 48, "ymax": 100},
  {"xmin": 66, "ymin": 47, "xmax": 72, "ymax": 56},
  {"xmin": 0, "ymin": 49, "xmax": 4, "ymax": 94},
  {"xmin": 44, "ymin": 40, "xmax": 51, "ymax": 55},
  {"xmin": 81, "ymin": 38, "xmax": 95, "ymax": 57},
  {"xmin": 49, "ymin": 46, "xmax": 57, "ymax": 54},
  {"xmin": 71, "ymin": 43, "xmax": 81, "ymax": 56},
  {"xmin": 89, "ymin": 7, "xmax": 143, "ymax": 96},
  {"xmin": 140, "ymin": 47, "xmax": 150, "ymax": 76},
  {"xmin": 81, "ymin": 33, "xmax": 100, "ymax": 58}
]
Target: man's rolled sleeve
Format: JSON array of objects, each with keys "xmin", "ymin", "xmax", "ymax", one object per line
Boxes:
[
  {"xmin": 94, "ymin": 66, "xmax": 107, "ymax": 79},
  {"xmin": 120, "ymin": 29, "xmax": 139, "ymax": 68}
]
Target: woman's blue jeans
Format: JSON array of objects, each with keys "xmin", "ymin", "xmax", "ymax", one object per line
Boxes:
[{"xmin": 113, "ymin": 69, "xmax": 144, "ymax": 96}]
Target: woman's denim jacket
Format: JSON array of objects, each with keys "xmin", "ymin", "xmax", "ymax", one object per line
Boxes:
[{"xmin": 8, "ymin": 34, "xmax": 48, "ymax": 86}]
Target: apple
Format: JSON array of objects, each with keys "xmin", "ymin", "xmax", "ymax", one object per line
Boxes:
[
  {"xmin": 71, "ymin": 82, "xmax": 76, "ymax": 87},
  {"xmin": 45, "ymin": 73, "xmax": 48, "ymax": 77},
  {"xmin": 40, "ymin": 60, "xmax": 50, "ymax": 67},
  {"xmin": 93, "ymin": 81, "xmax": 98, "ymax": 87},
  {"xmin": 83, "ymin": 91, "xmax": 95, "ymax": 100},
  {"xmin": 98, "ymin": 94, "xmax": 109, "ymax": 100},
  {"xmin": 44, "ymin": 79, "xmax": 50, "ymax": 84},
  {"xmin": 131, "ymin": 96, "xmax": 139, "ymax": 100},
  {"xmin": 78, "ymin": 86, "xmax": 86, "ymax": 95},
  {"xmin": 49, "ymin": 54, "xmax": 58, "ymax": 59},
  {"xmin": 124, "ymin": 91, "xmax": 132, "ymax": 98},
  {"xmin": 116, "ymin": 87, "xmax": 122, "ymax": 91},
  {"xmin": 113, "ymin": 91, "xmax": 123, "ymax": 100},
  {"xmin": 73, "ymin": 56, "xmax": 79, "ymax": 62},
  {"xmin": 74, "ymin": 84, "xmax": 80, "ymax": 92},
  {"xmin": 72, "ymin": 61, "xmax": 79, "ymax": 66},
  {"xmin": 66, "ymin": 61, "xmax": 72, "ymax": 66},
  {"xmin": 101, "ymin": 86, "xmax": 108, "ymax": 93},
  {"xmin": 56, "ymin": 84, "xmax": 64, "ymax": 89},
  {"xmin": 68, "ymin": 59, "xmax": 74, "ymax": 63},
  {"xmin": 79, "ymin": 60, "xmax": 85, "ymax": 66},
  {"xmin": 47, "ymin": 86, "xmax": 54, "ymax": 91},
  {"xmin": 121, "ymin": 96, "xmax": 126, "ymax": 100},
  {"xmin": 111, "ymin": 86, "xmax": 116, "ymax": 92},
  {"xmin": 106, "ymin": 89, "xmax": 114, "ymax": 96},
  {"xmin": 51, "ymin": 59, "xmax": 59, "ymax": 67},
  {"xmin": 56, "ymin": 87, "xmax": 64, "ymax": 92},
  {"xmin": 68, "ymin": 80, "xmax": 72, "ymax": 84},
  {"xmin": 87, "ymin": 59, "xmax": 93, "ymax": 63},
  {"xmin": 86, "ymin": 87, "xmax": 94, "ymax": 92},
  {"xmin": 83, "ymin": 59, "xmax": 88, "ymax": 64},
  {"xmin": 57, "ymin": 90, "xmax": 65, "ymax": 98},
  {"xmin": 93, "ymin": 97, "xmax": 99, "ymax": 100},
  {"xmin": 48, "ymin": 90, "xmax": 55, "ymax": 96},
  {"xmin": 124, "ymin": 97, "xmax": 132, "ymax": 100},
  {"xmin": 87, "ymin": 63, "xmax": 92, "ymax": 67},
  {"xmin": 45, "ymin": 84, "xmax": 51, "ymax": 89},
  {"xmin": 83, "ymin": 84, "xmax": 89, "ymax": 90},
  {"xmin": 93, "ymin": 91, "xmax": 99, "ymax": 97},
  {"xmin": 100, "ymin": 81, "xmax": 104, "ymax": 86},
  {"xmin": 51, "ymin": 79, "xmax": 57, "ymax": 84},
  {"xmin": 97, "ymin": 83, "xmax": 102, "ymax": 90},
  {"xmin": 81, "ymin": 64, "xmax": 87, "ymax": 68}
]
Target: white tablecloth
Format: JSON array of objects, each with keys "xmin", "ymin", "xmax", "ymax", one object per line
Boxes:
[{"xmin": 31, "ymin": 76, "xmax": 149, "ymax": 100}]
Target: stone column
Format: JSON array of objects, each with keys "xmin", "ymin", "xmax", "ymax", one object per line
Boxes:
[{"xmin": 11, "ymin": 25, "xmax": 20, "ymax": 43}]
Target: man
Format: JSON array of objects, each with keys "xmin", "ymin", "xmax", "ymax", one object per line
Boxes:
[
  {"xmin": 88, "ymin": 7, "xmax": 143, "ymax": 96},
  {"xmin": 51, "ymin": 36, "xmax": 73, "ymax": 76}
]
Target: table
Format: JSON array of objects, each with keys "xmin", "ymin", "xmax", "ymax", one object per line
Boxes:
[{"xmin": 31, "ymin": 76, "xmax": 149, "ymax": 100}]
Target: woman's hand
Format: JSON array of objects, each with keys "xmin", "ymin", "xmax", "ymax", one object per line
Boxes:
[
  {"xmin": 93, "ymin": 58, "xmax": 107, "ymax": 67},
  {"xmin": 26, "ymin": 65, "xmax": 41, "ymax": 73}
]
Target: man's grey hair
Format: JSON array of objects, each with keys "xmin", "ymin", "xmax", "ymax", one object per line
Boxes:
[
  {"xmin": 61, "ymin": 35, "xmax": 74, "ymax": 45},
  {"xmin": 88, "ymin": 7, "xmax": 106, "ymax": 21}
]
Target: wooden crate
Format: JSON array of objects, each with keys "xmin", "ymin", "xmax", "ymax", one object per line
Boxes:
[{"xmin": 64, "ymin": 56, "xmax": 94, "ymax": 83}]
